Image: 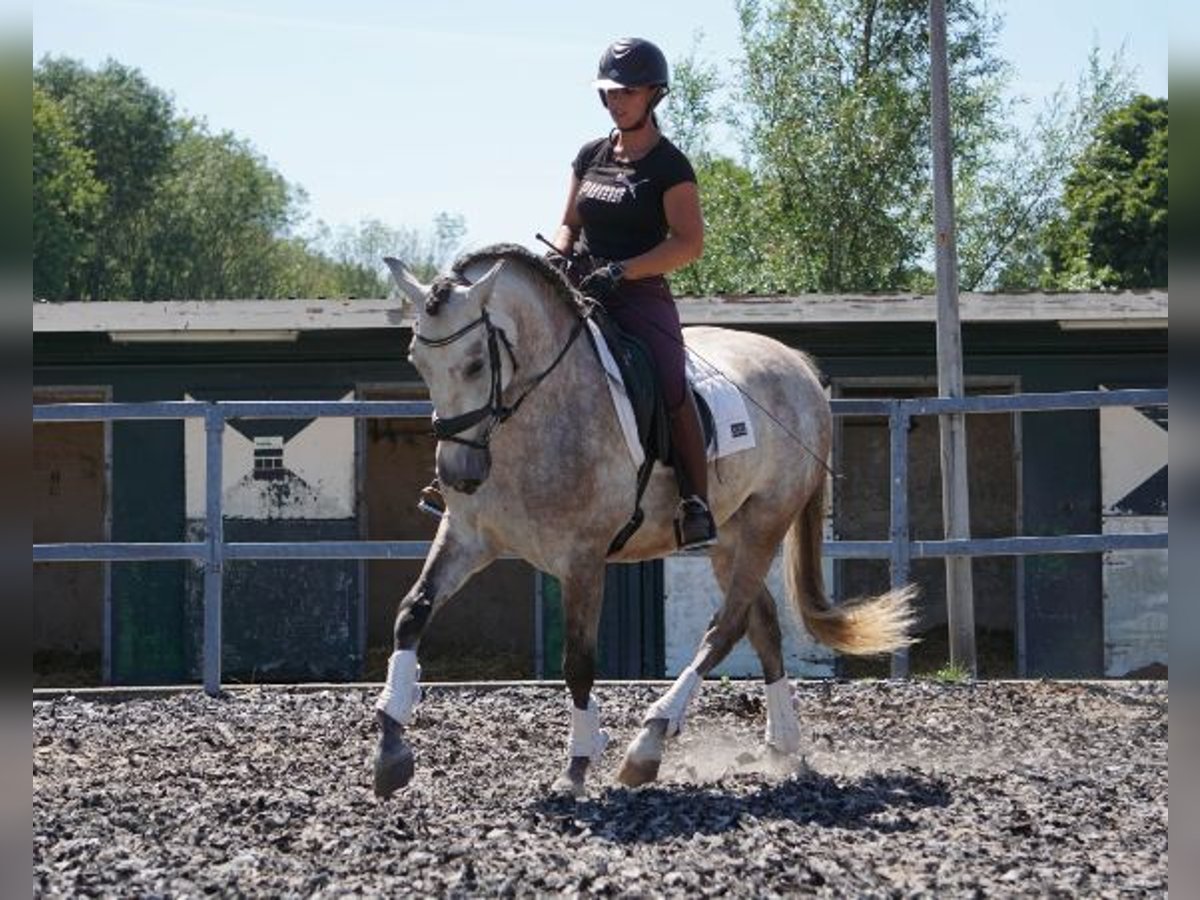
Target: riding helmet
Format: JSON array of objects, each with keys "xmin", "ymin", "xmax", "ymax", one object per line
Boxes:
[{"xmin": 593, "ymin": 38, "xmax": 670, "ymax": 108}]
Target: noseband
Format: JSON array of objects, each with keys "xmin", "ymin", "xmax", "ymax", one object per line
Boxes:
[{"xmin": 413, "ymin": 285, "xmax": 588, "ymax": 451}]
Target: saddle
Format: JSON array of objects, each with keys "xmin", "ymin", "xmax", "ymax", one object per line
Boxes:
[{"xmin": 584, "ymin": 305, "xmax": 716, "ymax": 554}]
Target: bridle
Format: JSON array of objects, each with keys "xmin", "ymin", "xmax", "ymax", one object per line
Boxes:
[{"xmin": 413, "ymin": 291, "xmax": 589, "ymax": 451}]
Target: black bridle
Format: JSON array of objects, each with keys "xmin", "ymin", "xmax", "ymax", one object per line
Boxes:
[{"xmin": 414, "ymin": 302, "xmax": 588, "ymax": 451}]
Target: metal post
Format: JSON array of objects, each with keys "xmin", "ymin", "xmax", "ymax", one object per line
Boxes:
[
  {"xmin": 533, "ymin": 570, "xmax": 545, "ymax": 680},
  {"xmin": 888, "ymin": 404, "xmax": 912, "ymax": 678},
  {"xmin": 203, "ymin": 407, "xmax": 225, "ymax": 696},
  {"xmin": 929, "ymin": 0, "xmax": 976, "ymax": 675}
]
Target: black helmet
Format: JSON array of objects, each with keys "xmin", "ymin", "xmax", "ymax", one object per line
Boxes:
[{"xmin": 593, "ymin": 38, "xmax": 669, "ymax": 107}]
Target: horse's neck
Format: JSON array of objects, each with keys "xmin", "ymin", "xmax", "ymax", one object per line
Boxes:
[{"xmin": 499, "ymin": 284, "xmax": 614, "ymax": 448}]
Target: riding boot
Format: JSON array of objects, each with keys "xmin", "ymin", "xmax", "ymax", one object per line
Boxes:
[
  {"xmin": 417, "ymin": 478, "xmax": 446, "ymax": 519},
  {"xmin": 668, "ymin": 394, "xmax": 717, "ymax": 550}
]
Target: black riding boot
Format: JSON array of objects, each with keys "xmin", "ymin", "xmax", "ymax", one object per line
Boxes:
[
  {"xmin": 669, "ymin": 395, "xmax": 717, "ymax": 550},
  {"xmin": 417, "ymin": 478, "xmax": 446, "ymax": 519}
]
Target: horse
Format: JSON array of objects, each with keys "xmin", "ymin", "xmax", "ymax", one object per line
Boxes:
[{"xmin": 374, "ymin": 244, "xmax": 915, "ymax": 798}]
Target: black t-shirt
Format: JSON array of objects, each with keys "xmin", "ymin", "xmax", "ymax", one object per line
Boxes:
[{"xmin": 571, "ymin": 134, "xmax": 697, "ymax": 262}]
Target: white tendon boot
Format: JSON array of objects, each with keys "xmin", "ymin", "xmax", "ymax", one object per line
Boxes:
[
  {"xmin": 764, "ymin": 676, "xmax": 802, "ymax": 754},
  {"xmin": 568, "ymin": 696, "xmax": 609, "ymax": 762},
  {"xmin": 645, "ymin": 666, "xmax": 702, "ymax": 738},
  {"xmin": 375, "ymin": 650, "xmax": 422, "ymax": 725}
]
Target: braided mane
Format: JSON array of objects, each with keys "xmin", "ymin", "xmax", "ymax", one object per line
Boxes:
[{"xmin": 449, "ymin": 243, "xmax": 588, "ymax": 316}]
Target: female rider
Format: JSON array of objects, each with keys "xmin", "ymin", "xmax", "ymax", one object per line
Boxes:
[
  {"xmin": 421, "ymin": 37, "xmax": 715, "ymax": 550},
  {"xmin": 550, "ymin": 36, "xmax": 715, "ymax": 550}
]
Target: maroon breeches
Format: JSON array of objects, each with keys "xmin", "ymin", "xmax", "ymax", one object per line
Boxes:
[{"xmin": 598, "ymin": 276, "xmax": 688, "ymax": 412}]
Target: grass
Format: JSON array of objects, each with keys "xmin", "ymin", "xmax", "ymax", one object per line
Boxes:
[
  {"xmin": 839, "ymin": 626, "xmax": 1015, "ymax": 679},
  {"xmin": 931, "ymin": 661, "xmax": 973, "ymax": 684}
]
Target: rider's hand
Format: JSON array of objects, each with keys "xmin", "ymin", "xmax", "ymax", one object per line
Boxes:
[
  {"xmin": 544, "ymin": 249, "xmax": 575, "ymax": 279},
  {"xmin": 579, "ymin": 262, "xmax": 625, "ymax": 301}
]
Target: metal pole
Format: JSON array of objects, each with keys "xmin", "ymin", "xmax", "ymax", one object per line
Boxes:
[
  {"xmin": 888, "ymin": 404, "xmax": 912, "ymax": 678},
  {"xmin": 533, "ymin": 570, "xmax": 545, "ymax": 680},
  {"xmin": 203, "ymin": 407, "xmax": 225, "ymax": 696},
  {"xmin": 929, "ymin": 0, "xmax": 976, "ymax": 675}
]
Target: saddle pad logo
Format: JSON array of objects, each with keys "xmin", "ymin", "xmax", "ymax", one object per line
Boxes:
[{"xmin": 730, "ymin": 422, "xmax": 748, "ymax": 438}]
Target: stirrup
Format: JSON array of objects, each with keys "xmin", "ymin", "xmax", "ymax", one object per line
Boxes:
[
  {"xmin": 417, "ymin": 481, "xmax": 446, "ymax": 519},
  {"xmin": 675, "ymin": 495, "xmax": 717, "ymax": 550}
]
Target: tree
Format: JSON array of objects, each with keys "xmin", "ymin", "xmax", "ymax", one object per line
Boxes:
[
  {"xmin": 325, "ymin": 212, "xmax": 467, "ymax": 288},
  {"xmin": 731, "ymin": 0, "xmax": 1008, "ymax": 292},
  {"xmin": 959, "ymin": 48, "xmax": 1137, "ymax": 289},
  {"xmin": 35, "ymin": 56, "xmax": 177, "ymax": 299},
  {"xmin": 32, "ymin": 55, "xmax": 468, "ymax": 301},
  {"xmin": 1042, "ymin": 94, "xmax": 1167, "ymax": 289},
  {"xmin": 33, "ymin": 86, "xmax": 104, "ymax": 300},
  {"xmin": 137, "ymin": 124, "xmax": 298, "ymax": 299},
  {"xmin": 661, "ymin": 6, "xmax": 1138, "ymax": 294}
]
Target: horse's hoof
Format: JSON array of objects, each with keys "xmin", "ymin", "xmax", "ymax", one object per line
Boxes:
[
  {"xmin": 616, "ymin": 755, "xmax": 660, "ymax": 788},
  {"xmin": 373, "ymin": 740, "xmax": 415, "ymax": 798},
  {"xmin": 764, "ymin": 747, "xmax": 809, "ymax": 777},
  {"xmin": 549, "ymin": 756, "xmax": 590, "ymax": 798},
  {"xmin": 550, "ymin": 772, "xmax": 585, "ymax": 798},
  {"xmin": 374, "ymin": 711, "xmax": 415, "ymax": 799}
]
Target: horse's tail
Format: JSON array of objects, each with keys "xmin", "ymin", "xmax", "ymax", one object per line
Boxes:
[{"xmin": 783, "ymin": 475, "xmax": 918, "ymax": 655}]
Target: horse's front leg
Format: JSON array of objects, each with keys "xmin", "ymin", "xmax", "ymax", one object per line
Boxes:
[
  {"xmin": 374, "ymin": 523, "xmax": 494, "ymax": 799},
  {"xmin": 551, "ymin": 563, "xmax": 608, "ymax": 797}
]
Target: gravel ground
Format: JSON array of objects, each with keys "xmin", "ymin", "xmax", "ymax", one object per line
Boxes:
[{"xmin": 33, "ymin": 680, "xmax": 1166, "ymax": 897}]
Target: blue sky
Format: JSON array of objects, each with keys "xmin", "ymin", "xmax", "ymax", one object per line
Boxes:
[{"xmin": 33, "ymin": 0, "xmax": 1168, "ymax": 255}]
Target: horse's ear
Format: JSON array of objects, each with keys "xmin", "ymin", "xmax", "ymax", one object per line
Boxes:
[
  {"xmin": 466, "ymin": 260, "xmax": 505, "ymax": 307},
  {"xmin": 469, "ymin": 260, "xmax": 518, "ymax": 347},
  {"xmin": 383, "ymin": 257, "xmax": 427, "ymax": 308}
]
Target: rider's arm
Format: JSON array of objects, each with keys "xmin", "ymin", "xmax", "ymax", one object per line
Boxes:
[
  {"xmin": 619, "ymin": 181, "xmax": 704, "ymax": 280},
  {"xmin": 551, "ymin": 173, "xmax": 583, "ymax": 254}
]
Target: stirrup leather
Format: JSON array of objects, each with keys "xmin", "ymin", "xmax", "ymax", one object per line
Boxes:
[{"xmin": 675, "ymin": 495, "xmax": 717, "ymax": 550}]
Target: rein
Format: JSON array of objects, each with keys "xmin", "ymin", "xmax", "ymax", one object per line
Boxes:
[{"xmin": 414, "ymin": 285, "xmax": 588, "ymax": 451}]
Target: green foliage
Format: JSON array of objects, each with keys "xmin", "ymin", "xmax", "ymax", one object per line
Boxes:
[
  {"xmin": 32, "ymin": 55, "xmax": 465, "ymax": 301},
  {"xmin": 323, "ymin": 212, "xmax": 467, "ymax": 287},
  {"xmin": 961, "ymin": 48, "xmax": 1137, "ymax": 289},
  {"xmin": 731, "ymin": 0, "xmax": 1008, "ymax": 292},
  {"xmin": 33, "ymin": 86, "xmax": 104, "ymax": 299},
  {"xmin": 932, "ymin": 661, "xmax": 972, "ymax": 684},
  {"xmin": 137, "ymin": 124, "xmax": 297, "ymax": 299},
  {"xmin": 1042, "ymin": 95, "xmax": 1167, "ymax": 289},
  {"xmin": 659, "ymin": 36, "xmax": 722, "ymax": 161},
  {"xmin": 663, "ymin": 5, "xmax": 1147, "ymax": 293},
  {"xmin": 36, "ymin": 57, "xmax": 177, "ymax": 299}
]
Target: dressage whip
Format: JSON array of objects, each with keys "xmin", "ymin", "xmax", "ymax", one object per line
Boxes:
[{"xmin": 534, "ymin": 234, "xmax": 838, "ymax": 479}]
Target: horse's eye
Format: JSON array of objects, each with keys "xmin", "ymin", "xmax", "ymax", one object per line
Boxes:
[{"xmin": 464, "ymin": 359, "xmax": 485, "ymax": 378}]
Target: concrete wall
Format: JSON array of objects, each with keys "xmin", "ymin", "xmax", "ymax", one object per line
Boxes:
[
  {"xmin": 33, "ymin": 389, "xmax": 108, "ymax": 683},
  {"xmin": 1100, "ymin": 396, "xmax": 1167, "ymax": 676},
  {"xmin": 664, "ymin": 554, "xmax": 835, "ymax": 678}
]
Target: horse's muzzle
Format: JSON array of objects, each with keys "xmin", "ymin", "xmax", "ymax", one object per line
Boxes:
[{"xmin": 436, "ymin": 444, "xmax": 491, "ymax": 496}]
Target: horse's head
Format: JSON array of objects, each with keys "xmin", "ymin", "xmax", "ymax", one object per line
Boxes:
[{"xmin": 385, "ymin": 256, "xmax": 520, "ymax": 497}]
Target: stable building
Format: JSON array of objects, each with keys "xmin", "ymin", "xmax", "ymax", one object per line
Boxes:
[{"xmin": 33, "ymin": 289, "xmax": 1167, "ymax": 684}]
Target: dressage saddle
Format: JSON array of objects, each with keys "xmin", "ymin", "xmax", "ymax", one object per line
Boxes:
[{"xmin": 584, "ymin": 305, "xmax": 715, "ymax": 554}]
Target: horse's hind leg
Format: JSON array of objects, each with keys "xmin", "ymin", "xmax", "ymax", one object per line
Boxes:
[
  {"xmin": 746, "ymin": 588, "xmax": 802, "ymax": 756},
  {"xmin": 617, "ymin": 504, "xmax": 784, "ymax": 787}
]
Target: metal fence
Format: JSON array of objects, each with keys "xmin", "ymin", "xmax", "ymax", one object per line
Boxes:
[{"xmin": 33, "ymin": 388, "xmax": 1168, "ymax": 693}]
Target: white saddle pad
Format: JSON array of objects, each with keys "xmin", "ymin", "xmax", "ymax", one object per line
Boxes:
[
  {"xmin": 587, "ymin": 320, "xmax": 756, "ymax": 467},
  {"xmin": 685, "ymin": 350, "xmax": 757, "ymax": 460}
]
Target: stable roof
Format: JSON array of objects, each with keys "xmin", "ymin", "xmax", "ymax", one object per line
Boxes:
[{"xmin": 34, "ymin": 290, "xmax": 1167, "ymax": 341}]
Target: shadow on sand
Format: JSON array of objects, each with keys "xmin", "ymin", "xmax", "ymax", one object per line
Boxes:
[{"xmin": 531, "ymin": 769, "xmax": 951, "ymax": 844}]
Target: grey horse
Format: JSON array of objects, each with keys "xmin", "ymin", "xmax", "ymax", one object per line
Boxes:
[{"xmin": 374, "ymin": 245, "xmax": 914, "ymax": 798}]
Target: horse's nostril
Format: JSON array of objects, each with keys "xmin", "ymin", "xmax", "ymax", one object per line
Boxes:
[{"xmin": 455, "ymin": 479, "xmax": 481, "ymax": 495}]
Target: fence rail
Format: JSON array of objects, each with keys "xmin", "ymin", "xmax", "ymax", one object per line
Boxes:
[{"xmin": 34, "ymin": 388, "xmax": 1168, "ymax": 692}]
